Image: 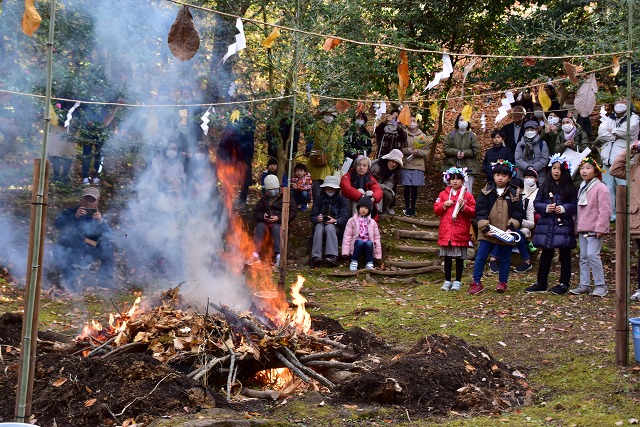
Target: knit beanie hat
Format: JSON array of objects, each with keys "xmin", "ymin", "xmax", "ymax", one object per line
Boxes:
[
  {"xmin": 264, "ymin": 174, "xmax": 280, "ymax": 190},
  {"xmin": 356, "ymin": 196, "xmax": 373, "ymax": 212}
]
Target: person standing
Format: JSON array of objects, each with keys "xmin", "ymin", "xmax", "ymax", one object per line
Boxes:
[
  {"xmin": 482, "ymin": 129, "xmax": 514, "ymax": 181},
  {"xmin": 500, "ymin": 105, "xmax": 527, "ymax": 156},
  {"xmin": 217, "ymin": 112, "xmax": 256, "ymax": 208},
  {"xmin": 442, "ymin": 114, "xmax": 481, "ymax": 192},
  {"xmin": 514, "ymin": 120, "xmax": 550, "ymax": 184},
  {"xmin": 344, "ymin": 112, "xmax": 372, "ymax": 160},
  {"xmin": 375, "ymin": 109, "xmax": 407, "ymax": 159},
  {"xmin": 401, "ymin": 117, "xmax": 430, "ymax": 216},
  {"xmin": 306, "ymin": 106, "xmax": 344, "ymax": 202}
]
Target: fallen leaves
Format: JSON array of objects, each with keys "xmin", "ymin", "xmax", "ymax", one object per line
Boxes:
[
  {"xmin": 84, "ymin": 398, "xmax": 97, "ymax": 407},
  {"xmin": 52, "ymin": 378, "xmax": 67, "ymax": 387}
]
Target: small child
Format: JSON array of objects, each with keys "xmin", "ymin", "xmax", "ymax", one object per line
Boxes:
[
  {"xmin": 470, "ymin": 160, "xmax": 525, "ymax": 294},
  {"xmin": 342, "ymin": 197, "xmax": 382, "ymax": 271},
  {"xmin": 290, "ymin": 163, "xmax": 312, "ymax": 211},
  {"xmin": 261, "ymin": 158, "xmax": 288, "ymax": 194},
  {"xmin": 570, "ymin": 157, "xmax": 612, "ymax": 297},
  {"xmin": 434, "ymin": 167, "xmax": 476, "ymax": 291}
]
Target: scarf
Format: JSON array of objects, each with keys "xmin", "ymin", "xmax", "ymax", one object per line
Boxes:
[
  {"xmin": 578, "ymin": 177, "xmax": 600, "ymax": 206},
  {"xmin": 563, "ymin": 126, "xmax": 577, "ymax": 142},
  {"xmin": 358, "ymin": 216, "xmax": 370, "ymax": 241},
  {"xmin": 523, "ymin": 135, "xmax": 537, "ymax": 159}
]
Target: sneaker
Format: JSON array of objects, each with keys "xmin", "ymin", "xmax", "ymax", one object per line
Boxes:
[
  {"xmin": 524, "ymin": 283, "xmax": 547, "ymax": 293},
  {"xmin": 527, "ymin": 241, "xmax": 537, "ymax": 253},
  {"xmin": 568, "ymin": 285, "xmax": 592, "ymax": 295},
  {"xmin": 311, "ymin": 257, "xmax": 323, "ymax": 267},
  {"xmin": 387, "ymin": 208, "xmax": 395, "ymax": 216},
  {"xmin": 550, "ymin": 283, "xmax": 569, "ymax": 295},
  {"xmin": 451, "ymin": 281, "xmax": 462, "ymax": 291},
  {"xmin": 349, "ymin": 260, "xmax": 359, "ymax": 271},
  {"xmin": 631, "ymin": 290, "xmax": 640, "ymax": 302},
  {"xmin": 325, "ymin": 256, "xmax": 338, "ymax": 267},
  {"xmin": 441, "ymin": 280, "xmax": 452, "ymax": 291},
  {"xmin": 489, "ymin": 259, "xmax": 499, "ymax": 274},
  {"xmin": 590, "ymin": 286, "xmax": 608, "ymax": 297},
  {"xmin": 514, "ymin": 262, "xmax": 533, "ymax": 273},
  {"xmin": 275, "ymin": 254, "xmax": 281, "ymax": 268},
  {"xmin": 245, "ymin": 252, "xmax": 261, "ymax": 266},
  {"xmin": 92, "ymin": 177, "xmax": 100, "ymax": 185},
  {"xmin": 496, "ymin": 282, "xmax": 507, "ymax": 293},
  {"xmin": 468, "ymin": 281, "xmax": 484, "ymax": 295},
  {"xmin": 365, "ymin": 262, "xmax": 374, "ymax": 269},
  {"xmin": 82, "ymin": 177, "xmax": 90, "ymax": 185}
]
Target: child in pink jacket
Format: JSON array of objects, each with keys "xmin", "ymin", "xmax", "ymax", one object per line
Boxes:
[
  {"xmin": 570, "ymin": 157, "xmax": 612, "ymax": 297},
  {"xmin": 342, "ymin": 196, "xmax": 382, "ymax": 271}
]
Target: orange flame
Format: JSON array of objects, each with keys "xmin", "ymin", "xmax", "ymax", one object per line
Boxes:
[
  {"xmin": 290, "ymin": 275, "xmax": 311, "ymax": 333},
  {"xmin": 78, "ymin": 296, "xmax": 143, "ymax": 343}
]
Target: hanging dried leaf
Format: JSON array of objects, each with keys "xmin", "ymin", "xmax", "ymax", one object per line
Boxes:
[
  {"xmin": 229, "ymin": 110, "xmax": 240, "ymax": 123},
  {"xmin": 261, "ymin": 27, "xmax": 281, "ymax": 48},
  {"xmin": 49, "ymin": 103, "xmax": 58, "ymax": 127},
  {"xmin": 563, "ymin": 61, "xmax": 578, "ymax": 84},
  {"xmin": 523, "ymin": 57, "xmax": 536, "ymax": 67},
  {"xmin": 22, "ymin": 0, "xmax": 42, "ymax": 36},
  {"xmin": 398, "ymin": 105, "xmax": 411, "ymax": 126},
  {"xmin": 538, "ymin": 86, "xmax": 552, "ymax": 112},
  {"xmin": 397, "ymin": 50, "xmax": 409, "ymax": 103},
  {"xmin": 415, "ymin": 113, "xmax": 423, "ymax": 122},
  {"xmin": 310, "ymin": 95, "xmax": 320, "ymax": 108},
  {"xmin": 610, "ymin": 56, "xmax": 620, "ymax": 77},
  {"xmin": 461, "ymin": 104, "xmax": 472, "ymax": 122},
  {"xmin": 574, "ymin": 73, "xmax": 598, "ymax": 117},
  {"xmin": 168, "ymin": 6, "xmax": 200, "ymax": 62},
  {"xmin": 335, "ymin": 100, "xmax": 351, "ymax": 113},
  {"xmin": 356, "ymin": 102, "xmax": 365, "ymax": 115},
  {"xmin": 430, "ymin": 103, "xmax": 439, "ymax": 121},
  {"xmin": 322, "ymin": 38, "xmax": 341, "ymax": 52}
]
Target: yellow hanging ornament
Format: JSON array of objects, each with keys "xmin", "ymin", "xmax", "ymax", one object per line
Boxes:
[
  {"xmin": 22, "ymin": 0, "xmax": 42, "ymax": 36},
  {"xmin": 429, "ymin": 103, "xmax": 438, "ymax": 121},
  {"xmin": 415, "ymin": 113, "xmax": 423, "ymax": 122},
  {"xmin": 229, "ymin": 110, "xmax": 240, "ymax": 123},
  {"xmin": 461, "ymin": 104, "xmax": 472, "ymax": 122},
  {"xmin": 538, "ymin": 86, "xmax": 552, "ymax": 112},
  {"xmin": 310, "ymin": 95, "xmax": 320, "ymax": 108},
  {"xmin": 261, "ymin": 27, "xmax": 281, "ymax": 48},
  {"xmin": 49, "ymin": 103, "xmax": 58, "ymax": 127}
]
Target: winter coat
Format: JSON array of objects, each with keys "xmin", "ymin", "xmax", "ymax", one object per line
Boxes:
[
  {"xmin": 306, "ymin": 120, "xmax": 344, "ymax": 180},
  {"xmin": 598, "ymin": 112, "xmax": 640, "ymax": 166},
  {"xmin": 342, "ymin": 214, "xmax": 382, "ymax": 259},
  {"xmin": 340, "ymin": 169, "xmax": 383, "ymax": 221},
  {"xmin": 475, "ymin": 182, "xmax": 525, "ymax": 246},
  {"xmin": 521, "ymin": 187, "xmax": 539, "ymax": 231},
  {"xmin": 575, "ymin": 180, "xmax": 612, "ymax": 234},
  {"xmin": 343, "ymin": 124, "xmax": 372, "ymax": 160},
  {"xmin": 253, "ymin": 192, "xmax": 297, "ymax": 225},
  {"xmin": 290, "ymin": 172, "xmax": 312, "ymax": 192},
  {"xmin": 310, "ymin": 192, "xmax": 350, "ymax": 230},
  {"xmin": 482, "ymin": 145, "xmax": 515, "ymax": 179},
  {"xmin": 500, "ymin": 121, "xmax": 525, "ymax": 155},
  {"xmin": 610, "ymin": 151, "xmax": 640, "ymax": 237},
  {"xmin": 402, "ymin": 128, "xmax": 430, "ymax": 171},
  {"xmin": 370, "ymin": 159, "xmax": 399, "ymax": 192},
  {"xmin": 55, "ymin": 206, "xmax": 112, "ymax": 249},
  {"xmin": 375, "ymin": 122, "xmax": 407, "ymax": 158},
  {"xmin": 532, "ymin": 182, "xmax": 577, "ymax": 249},
  {"xmin": 433, "ymin": 186, "xmax": 476, "ymax": 247},
  {"xmin": 514, "ymin": 136, "xmax": 550, "ymax": 184},
  {"xmin": 441, "ymin": 130, "xmax": 481, "ymax": 175}
]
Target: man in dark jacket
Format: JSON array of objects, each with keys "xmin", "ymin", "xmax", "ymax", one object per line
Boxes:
[
  {"xmin": 500, "ymin": 106, "xmax": 526, "ymax": 156},
  {"xmin": 310, "ymin": 175, "xmax": 350, "ymax": 267},
  {"xmin": 247, "ymin": 175, "xmax": 297, "ymax": 267},
  {"xmin": 53, "ymin": 187, "xmax": 114, "ymax": 291},
  {"xmin": 217, "ymin": 113, "xmax": 256, "ymax": 208}
]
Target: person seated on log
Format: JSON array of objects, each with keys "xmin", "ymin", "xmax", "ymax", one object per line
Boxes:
[
  {"xmin": 52, "ymin": 186, "xmax": 114, "ymax": 291},
  {"xmin": 247, "ymin": 175, "xmax": 297, "ymax": 268},
  {"xmin": 370, "ymin": 148, "xmax": 403, "ymax": 216},
  {"xmin": 340, "ymin": 155, "xmax": 383, "ymax": 221},
  {"xmin": 310, "ymin": 175, "xmax": 350, "ymax": 267},
  {"xmin": 342, "ymin": 196, "xmax": 382, "ymax": 271}
]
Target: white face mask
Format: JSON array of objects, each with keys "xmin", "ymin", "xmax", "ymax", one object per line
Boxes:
[
  {"xmin": 166, "ymin": 149, "xmax": 178, "ymax": 159},
  {"xmin": 562, "ymin": 123, "xmax": 574, "ymax": 133},
  {"xmin": 325, "ymin": 190, "xmax": 336, "ymax": 197},
  {"xmin": 614, "ymin": 103, "xmax": 627, "ymax": 114},
  {"xmin": 524, "ymin": 177, "xmax": 536, "ymax": 187},
  {"xmin": 548, "ymin": 117, "xmax": 560, "ymax": 125},
  {"xmin": 458, "ymin": 120, "xmax": 469, "ymax": 130},
  {"xmin": 355, "ymin": 119, "xmax": 364, "ymax": 126},
  {"xmin": 534, "ymin": 110, "xmax": 544, "ymax": 119},
  {"xmin": 525, "ymin": 130, "xmax": 537, "ymax": 139},
  {"xmin": 267, "ymin": 189, "xmax": 280, "ymax": 197},
  {"xmin": 324, "ymin": 115, "xmax": 334, "ymax": 124}
]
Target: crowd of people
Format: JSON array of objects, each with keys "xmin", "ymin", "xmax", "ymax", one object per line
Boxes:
[{"xmin": 49, "ymin": 87, "xmax": 640, "ymax": 301}]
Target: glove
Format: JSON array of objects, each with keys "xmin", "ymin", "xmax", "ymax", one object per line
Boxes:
[
  {"xmin": 357, "ymin": 188, "xmax": 365, "ymax": 195},
  {"xmin": 507, "ymin": 223, "xmax": 516, "ymax": 231},
  {"xmin": 365, "ymin": 190, "xmax": 373, "ymax": 197}
]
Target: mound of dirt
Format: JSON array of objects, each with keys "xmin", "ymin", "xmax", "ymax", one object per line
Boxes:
[
  {"xmin": 336, "ymin": 334, "xmax": 530, "ymax": 416},
  {"xmin": 0, "ymin": 312, "xmax": 22, "ymax": 347}
]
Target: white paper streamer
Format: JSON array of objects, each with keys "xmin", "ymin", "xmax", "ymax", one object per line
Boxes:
[
  {"xmin": 426, "ymin": 54, "xmax": 453, "ymax": 91},
  {"xmin": 64, "ymin": 102, "xmax": 81, "ymax": 128},
  {"xmin": 200, "ymin": 105, "xmax": 214, "ymax": 135},
  {"xmin": 495, "ymin": 106, "xmax": 508, "ymax": 123},
  {"xmin": 228, "ymin": 82, "xmax": 236, "ymax": 97},
  {"xmin": 375, "ymin": 102, "xmax": 387, "ymax": 120},
  {"xmin": 221, "ymin": 18, "xmax": 246, "ymax": 64},
  {"xmin": 481, "ymin": 113, "xmax": 486, "ymax": 132}
]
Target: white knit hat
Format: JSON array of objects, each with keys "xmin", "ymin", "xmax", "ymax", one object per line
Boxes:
[{"xmin": 264, "ymin": 174, "xmax": 280, "ymax": 190}]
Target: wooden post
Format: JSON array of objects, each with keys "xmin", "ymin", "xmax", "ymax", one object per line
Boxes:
[
  {"xmin": 15, "ymin": 159, "xmax": 49, "ymax": 419},
  {"xmin": 278, "ymin": 187, "xmax": 291, "ymax": 289},
  {"xmin": 615, "ymin": 185, "xmax": 629, "ymax": 366}
]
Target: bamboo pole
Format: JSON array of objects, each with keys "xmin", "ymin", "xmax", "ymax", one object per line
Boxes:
[
  {"xmin": 616, "ymin": 186, "xmax": 629, "ymax": 366},
  {"xmin": 15, "ymin": 1, "xmax": 57, "ymax": 421},
  {"xmin": 278, "ymin": 187, "xmax": 291, "ymax": 288}
]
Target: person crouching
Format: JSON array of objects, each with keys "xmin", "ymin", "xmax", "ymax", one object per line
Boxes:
[{"xmin": 342, "ymin": 196, "xmax": 382, "ymax": 271}]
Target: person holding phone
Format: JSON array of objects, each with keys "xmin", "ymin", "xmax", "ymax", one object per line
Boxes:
[{"xmin": 52, "ymin": 186, "xmax": 114, "ymax": 292}]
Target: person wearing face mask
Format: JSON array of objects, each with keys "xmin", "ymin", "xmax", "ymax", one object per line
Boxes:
[
  {"xmin": 340, "ymin": 155, "xmax": 383, "ymax": 221},
  {"xmin": 401, "ymin": 117, "xmax": 431, "ymax": 216},
  {"xmin": 442, "ymin": 114, "xmax": 481, "ymax": 192},
  {"xmin": 482, "ymin": 129, "xmax": 515, "ymax": 181},
  {"xmin": 306, "ymin": 106, "xmax": 344, "ymax": 202},
  {"xmin": 247, "ymin": 174, "xmax": 297, "ymax": 267},
  {"xmin": 309, "ymin": 175, "xmax": 350, "ymax": 267},
  {"xmin": 540, "ymin": 113, "xmax": 561, "ymax": 154},
  {"xmin": 554, "ymin": 116, "xmax": 596, "ymax": 188},
  {"xmin": 559, "ymin": 92, "xmax": 592, "ymax": 137},
  {"xmin": 151, "ymin": 142, "xmax": 187, "ymax": 196},
  {"xmin": 596, "ymin": 99, "xmax": 640, "ymax": 221},
  {"xmin": 514, "ymin": 120, "xmax": 550, "ymax": 184},
  {"xmin": 344, "ymin": 113, "xmax": 372, "ymax": 160},
  {"xmin": 375, "ymin": 109, "xmax": 407, "ymax": 159}
]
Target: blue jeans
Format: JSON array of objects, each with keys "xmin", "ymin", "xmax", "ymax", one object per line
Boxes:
[
  {"xmin": 474, "ymin": 240, "xmax": 512, "ymax": 283},
  {"xmin": 353, "ymin": 239, "xmax": 374, "ymax": 263},
  {"xmin": 490, "ymin": 230, "xmax": 530, "ymax": 261},
  {"xmin": 293, "ymin": 190, "xmax": 310, "ymax": 206}
]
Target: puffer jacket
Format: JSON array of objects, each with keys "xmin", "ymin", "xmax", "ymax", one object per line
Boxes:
[
  {"xmin": 476, "ymin": 182, "xmax": 525, "ymax": 246},
  {"xmin": 598, "ymin": 112, "xmax": 640, "ymax": 166},
  {"xmin": 610, "ymin": 151, "xmax": 640, "ymax": 237},
  {"xmin": 441, "ymin": 130, "xmax": 481, "ymax": 175},
  {"xmin": 532, "ymin": 182, "xmax": 577, "ymax": 249},
  {"xmin": 433, "ymin": 186, "xmax": 476, "ymax": 247},
  {"xmin": 514, "ymin": 136, "xmax": 550, "ymax": 184},
  {"xmin": 341, "ymin": 213, "xmax": 382, "ymax": 259}
]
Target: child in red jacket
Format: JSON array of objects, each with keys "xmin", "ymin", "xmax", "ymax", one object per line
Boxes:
[{"xmin": 434, "ymin": 167, "xmax": 476, "ymax": 291}]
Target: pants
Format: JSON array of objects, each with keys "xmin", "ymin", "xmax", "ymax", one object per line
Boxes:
[
  {"xmin": 474, "ymin": 240, "xmax": 512, "ymax": 283},
  {"xmin": 293, "ymin": 190, "xmax": 310, "ymax": 206},
  {"xmin": 353, "ymin": 239, "xmax": 374, "ymax": 263},
  {"xmin": 254, "ymin": 222, "xmax": 281, "ymax": 254},
  {"xmin": 50, "ymin": 156, "xmax": 73, "ymax": 182},
  {"xmin": 53, "ymin": 240, "xmax": 114, "ymax": 289},
  {"xmin": 601, "ymin": 168, "xmax": 625, "ymax": 221},
  {"xmin": 82, "ymin": 141, "xmax": 105, "ymax": 179},
  {"xmin": 579, "ymin": 234, "xmax": 605, "ymax": 287},
  {"xmin": 491, "ymin": 230, "xmax": 530, "ymax": 261},
  {"xmin": 381, "ymin": 188, "xmax": 395, "ymax": 212},
  {"xmin": 537, "ymin": 247, "xmax": 571, "ymax": 287},
  {"xmin": 444, "ymin": 256, "xmax": 464, "ymax": 282},
  {"xmin": 312, "ymin": 223, "xmax": 339, "ymax": 259},
  {"xmin": 404, "ymin": 186, "xmax": 418, "ymax": 210}
]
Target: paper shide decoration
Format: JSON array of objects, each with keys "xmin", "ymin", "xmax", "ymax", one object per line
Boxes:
[
  {"xmin": 200, "ymin": 106, "xmax": 214, "ymax": 135},
  {"xmin": 222, "ymin": 18, "xmax": 246, "ymax": 64},
  {"xmin": 495, "ymin": 91, "xmax": 515, "ymax": 123},
  {"xmin": 426, "ymin": 54, "xmax": 453, "ymax": 91},
  {"xmin": 64, "ymin": 102, "xmax": 81, "ymax": 129}
]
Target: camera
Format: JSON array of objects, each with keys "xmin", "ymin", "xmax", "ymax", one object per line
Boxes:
[{"xmin": 84, "ymin": 208, "xmax": 97, "ymax": 217}]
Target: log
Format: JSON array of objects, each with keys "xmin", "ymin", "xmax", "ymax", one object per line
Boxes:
[
  {"xmin": 297, "ymin": 349, "xmax": 354, "ymax": 362},
  {"xmin": 384, "ymin": 260, "xmax": 436, "ymax": 268},
  {"xmin": 393, "ymin": 230, "xmax": 439, "ymax": 241},
  {"xmin": 102, "ymin": 342, "xmax": 148, "ymax": 359},
  {"xmin": 303, "ymin": 360, "xmax": 359, "ymax": 370},
  {"xmin": 279, "ymin": 347, "xmax": 335, "ymax": 389},
  {"xmin": 327, "ymin": 265, "xmax": 439, "ymax": 277},
  {"xmin": 395, "ymin": 245, "xmax": 439, "ymax": 254},
  {"xmin": 392, "ymin": 216, "xmax": 440, "ymax": 227},
  {"xmin": 189, "ymin": 354, "xmax": 232, "ymax": 381},
  {"xmin": 241, "ymin": 388, "xmax": 281, "ymax": 400},
  {"xmin": 312, "ymin": 336, "xmax": 349, "ymax": 350}
]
